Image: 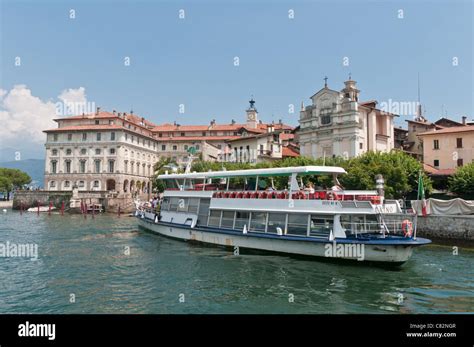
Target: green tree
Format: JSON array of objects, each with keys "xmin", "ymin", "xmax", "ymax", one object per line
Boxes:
[
  {"xmin": 448, "ymin": 163, "xmax": 474, "ymax": 199},
  {"xmin": 0, "ymin": 168, "xmax": 32, "ymax": 200},
  {"xmin": 340, "ymin": 151, "xmax": 431, "ymax": 199},
  {"xmin": 152, "ymin": 157, "xmax": 178, "ymax": 193},
  {"xmin": 152, "ymin": 151, "xmax": 431, "ymax": 200}
]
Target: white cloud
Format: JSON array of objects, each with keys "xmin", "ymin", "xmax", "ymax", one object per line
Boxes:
[
  {"xmin": 0, "ymin": 85, "xmax": 89, "ymax": 144},
  {"xmin": 58, "ymin": 86, "xmax": 87, "ymax": 104}
]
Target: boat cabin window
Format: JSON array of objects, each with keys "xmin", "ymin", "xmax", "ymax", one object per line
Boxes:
[
  {"xmin": 234, "ymin": 211, "xmax": 250, "ymax": 230},
  {"xmin": 267, "ymin": 213, "xmax": 286, "ymax": 234},
  {"xmin": 188, "ymin": 198, "xmax": 199, "ymax": 213},
  {"xmin": 363, "ymin": 215, "xmax": 380, "ymax": 233},
  {"xmin": 310, "ymin": 215, "xmax": 333, "ymax": 236},
  {"xmin": 249, "ymin": 212, "xmax": 267, "ymax": 232},
  {"xmin": 287, "ymin": 214, "xmax": 309, "ymax": 236},
  {"xmin": 177, "ymin": 198, "xmax": 188, "ymax": 212},
  {"xmin": 340, "ymin": 214, "xmax": 379, "ymax": 234},
  {"xmin": 208, "ymin": 210, "xmax": 221, "ymax": 227},
  {"xmin": 169, "ymin": 197, "xmax": 180, "ymax": 211},
  {"xmin": 161, "ymin": 197, "xmax": 170, "ymax": 211},
  {"xmin": 197, "ymin": 198, "xmax": 210, "ymax": 226},
  {"xmin": 221, "ymin": 211, "xmax": 235, "ymax": 229}
]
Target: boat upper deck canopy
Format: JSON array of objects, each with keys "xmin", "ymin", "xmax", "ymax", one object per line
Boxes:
[{"xmin": 158, "ymin": 166, "xmax": 347, "ymax": 180}]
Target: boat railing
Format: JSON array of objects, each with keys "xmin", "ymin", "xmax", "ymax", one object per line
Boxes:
[
  {"xmin": 342, "ymin": 220, "xmax": 405, "ymax": 236},
  {"xmin": 209, "ymin": 190, "xmax": 382, "ymax": 204}
]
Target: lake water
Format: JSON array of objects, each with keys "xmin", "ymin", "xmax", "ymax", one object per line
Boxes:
[{"xmin": 0, "ymin": 212, "xmax": 472, "ymax": 314}]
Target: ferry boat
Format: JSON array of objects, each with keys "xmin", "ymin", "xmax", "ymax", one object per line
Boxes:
[{"xmin": 136, "ymin": 166, "xmax": 431, "ymax": 265}]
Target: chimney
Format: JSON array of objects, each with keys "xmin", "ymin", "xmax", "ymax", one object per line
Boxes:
[
  {"xmin": 231, "ymin": 119, "xmax": 236, "ymax": 125},
  {"xmin": 462, "ymin": 116, "xmax": 467, "ymax": 125},
  {"xmin": 210, "ymin": 119, "xmax": 216, "ymax": 127},
  {"xmin": 131, "ymin": 110, "xmax": 134, "ymax": 115},
  {"xmin": 96, "ymin": 107, "xmax": 100, "ymax": 115},
  {"xmin": 279, "ymin": 119, "xmax": 283, "ymax": 125},
  {"xmin": 113, "ymin": 110, "xmax": 116, "ymax": 115}
]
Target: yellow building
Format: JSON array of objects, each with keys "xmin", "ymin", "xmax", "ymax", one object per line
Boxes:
[{"xmin": 418, "ymin": 125, "xmax": 474, "ymax": 172}]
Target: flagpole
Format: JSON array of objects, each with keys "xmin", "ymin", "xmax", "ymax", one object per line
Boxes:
[{"xmin": 413, "ymin": 170, "xmax": 421, "ymax": 240}]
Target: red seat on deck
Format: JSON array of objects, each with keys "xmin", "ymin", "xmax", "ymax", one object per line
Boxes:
[{"xmin": 319, "ymin": 191, "xmax": 327, "ymax": 200}]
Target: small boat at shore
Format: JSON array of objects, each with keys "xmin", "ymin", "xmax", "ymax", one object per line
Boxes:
[
  {"xmin": 27, "ymin": 206, "xmax": 56, "ymax": 212},
  {"xmin": 136, "ymin": 166, "xmax": 431, "ymax": 265}
]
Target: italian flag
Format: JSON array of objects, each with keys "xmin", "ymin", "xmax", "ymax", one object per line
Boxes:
[{"xmin": 417, "ymin": 172, "xmax": 427, "ymax": 216}]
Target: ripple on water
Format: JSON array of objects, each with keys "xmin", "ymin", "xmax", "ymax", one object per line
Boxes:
[{"xmin": 0, "ymin": 213, "xmax": 473, "ymax": 313}]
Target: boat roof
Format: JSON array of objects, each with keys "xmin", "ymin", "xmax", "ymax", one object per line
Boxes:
[{"xmin": 158, "ymin": 166, "xmax": 347, "ymax": 179}]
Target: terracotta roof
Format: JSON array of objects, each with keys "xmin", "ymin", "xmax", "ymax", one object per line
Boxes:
[
  {"xmin": 151, "ymin": 122, "xmax": 294, "ymax": 133},
  {"xmin": 282, "ymin": 146, "xmax": 300, "ymax": 157},
  {"xmin": 44, "ymin": 124, "xmax": 123, "ymax": 132},
  {"xmin": 53, "ymin": 111, "xmax": 116, "ymax": 121},
  {"xmin": 418, "ymin": 125, "xmax": 474, "ymax": 136},
  {"xmin": 423, "ymin": 163, "xmax": 439, "ymax": 175},
  {"xmin": 157, "ymin": 136, "xmax": 241, "ymax": 142},
  {"xmin": 280, "ymin": 133, "xmax": 295, "ymax": 140},
  {"xmin": 431, "ymin": 169, "xmax": 457, "ymax": 176},
  {"xmin": 44, "ymin": 123, "xmax": 156, "ymax": 140},
  {"xmin": 153, "ymin": 124, "xmax": 209, "ymax": 132},
  {"xmin": 55, "ymin": 111, "xmax": 156, "ymax": 127},
  {"xmin": 434, "ymin": 117, "xmax": 463, "ymax": 126}
]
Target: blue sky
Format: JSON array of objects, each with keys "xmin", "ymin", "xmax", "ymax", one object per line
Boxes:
[{"xmin": 0, "ymin": 0, "xmax": 472, "ymax": 159}]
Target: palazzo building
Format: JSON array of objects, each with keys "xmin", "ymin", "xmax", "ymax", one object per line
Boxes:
[{"xmin": 44, "ymin": 101, "xmax": 295, "ymax": 196}]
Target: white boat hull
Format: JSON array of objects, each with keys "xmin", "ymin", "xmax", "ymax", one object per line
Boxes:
[{"xmin": 137, "ymin": 218, "xmax": 418, "ymax": 264}]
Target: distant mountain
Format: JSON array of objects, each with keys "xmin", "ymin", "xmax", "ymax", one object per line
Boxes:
[{"xmin": 0, "ymin": 159, "xmax": 45, "ymax": 188}]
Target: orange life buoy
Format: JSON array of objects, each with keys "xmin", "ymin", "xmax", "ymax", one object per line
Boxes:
[{"xmin": 401, "ymin": 219, "xmax": 413, "ymax": 237}]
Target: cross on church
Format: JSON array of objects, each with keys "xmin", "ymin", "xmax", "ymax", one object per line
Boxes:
[{"xmin": 249, "ymin": 96, "xmax": 255, "ymax": 109}]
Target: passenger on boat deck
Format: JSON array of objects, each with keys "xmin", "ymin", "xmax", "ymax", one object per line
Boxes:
[
  {"xmin": 331, "ymin": 184, "xmax": 343, "ymax": 191},
  {"xmin": 304, "ymin": 182, "xmax": 315, "ymax": 194}
]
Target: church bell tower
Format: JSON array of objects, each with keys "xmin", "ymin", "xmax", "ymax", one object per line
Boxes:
[{"xmin": 246, "ymin": 97, "xmax": 258, "ymax": 128}]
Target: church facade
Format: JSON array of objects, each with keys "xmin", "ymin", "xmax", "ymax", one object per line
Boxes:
[{"xmin": 298, "ymin": 78, "xmax": 397, "ymax": 159}]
